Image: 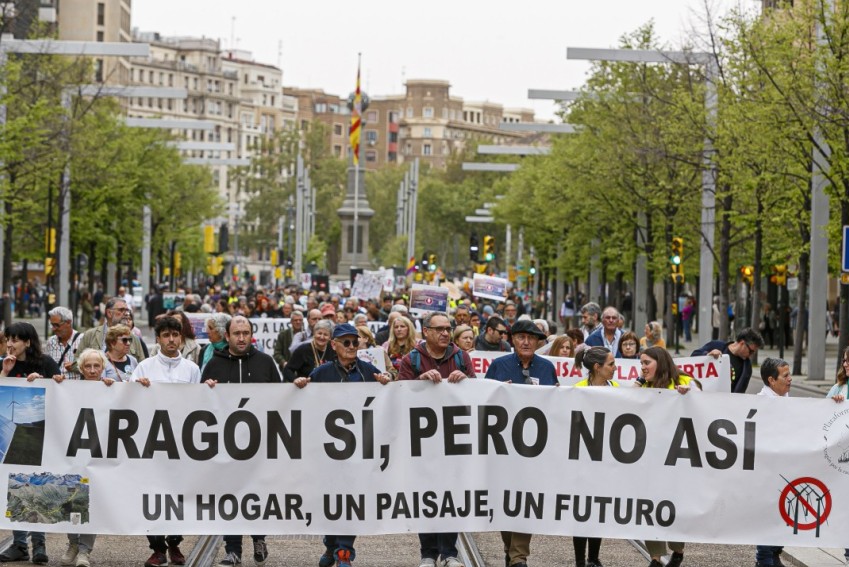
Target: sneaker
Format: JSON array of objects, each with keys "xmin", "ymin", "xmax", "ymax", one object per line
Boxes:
[
  {"xmin": 441, "ymin": 558, "xmax": 464, "ymax": 567},
  {"xmin": 419, "ymin": 559, "xmax": 437, "ymax": 567},
  {"xmin": 649, "ymin": 561, "xmax": 664, "ymax": 567},
  {"xmin": 168, "ymin": 546, "xmax": 186, "ymax": 566},
  {"xmin": 587, "ymin": 561, "xmax": 603, "ymax": 567},
  {"xmin": 319, "ymin": 550, "xmax": 336, "ymax": 567},
  {"xmin": 31, "ymin": 546, "xmax": 48, "ymax": 565},
  {"xmin": 667, "ymin": 552, "xmax": 684, "ymax": 567},
  {"xmin": 144, "ymin": 551, "xmax": 169, "ymax": 567},
  {"xmin": 75, "ymin": 550, "xmax": 91, "ymax": 567},
  {"xmin": 219, "ymin": 552, "xmax": 242, "ymax": 566},
  {"xmin": 61, "ymin": 544, "xmax": 79, "ymax": 566},
  {"xmin": 0, "ymin": 545, "xmax": 28, "ymax": 562},
  {"xmin": 253, "ymin": 540, "xmax": 268, "ymax": 565},
  {"xmin": 336, "ymin": 550, "xmax": 352, "ymax": 567}
]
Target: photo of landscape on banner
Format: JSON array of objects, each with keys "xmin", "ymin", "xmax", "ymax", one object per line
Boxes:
[{"xmin": 0, "ymin": 386, "xmax": 45, "ymax": 466}]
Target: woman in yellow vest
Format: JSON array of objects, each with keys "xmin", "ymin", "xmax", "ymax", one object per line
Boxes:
[
  {"xmin": 569, "ymin": 346, "xmax": 617, "ymax": 567},
  {"xmin": 637, "ymin": 346, "xmax": 693, "ymax": 394},
  {"xmin": 637, "ymin": 346, "xmax": 692, "ymax": 567}
]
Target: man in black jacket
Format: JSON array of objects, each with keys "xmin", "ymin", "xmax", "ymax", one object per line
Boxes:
[{"xmin": 201, "ymin": 315, "xmax": 280, "ymax": 566}]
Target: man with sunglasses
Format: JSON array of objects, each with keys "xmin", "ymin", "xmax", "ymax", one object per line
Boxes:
[
  {"xmin": 77, "ymin": 297, "xmax": 147, "ymax": 362},
  {"xmin": 398, "ymin": 312, "xmax": 474, "ymax": 567},
  {"xmin": 202, "ymin": 315, "xmax": 281, "ymax": 566},
  {"xmin": 475, "ymin": 316, "xmax": 512, "ymax": 352},
  {"xmin": 692, "ymin": 327, "xmax": 764, "ymax": 393},
  {"xmin": 293, "ymin": 323, "xmax": 390, "ymax": 567}
]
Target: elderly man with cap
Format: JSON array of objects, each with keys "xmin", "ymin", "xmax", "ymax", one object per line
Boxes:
[
  {"xmin": 293, "ymin": 323, "xmax": 391, "ymax": 567},
  {"xmin": 320, "ymin": 303, "xmax": 337, "ymax": 321},
  {"xmin": 484, "ymin": 319, "xmax": 557, "ymax": 567}
]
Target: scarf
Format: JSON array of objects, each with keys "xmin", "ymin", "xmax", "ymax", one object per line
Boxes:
[{"xmin": 201, "ymin": 340, "xmax": 227, "ymax": 372}]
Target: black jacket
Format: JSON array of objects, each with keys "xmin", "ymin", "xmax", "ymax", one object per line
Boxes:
[{"xmin": 201, "ymin": 346, "xmax": 281, "ymax": 384}]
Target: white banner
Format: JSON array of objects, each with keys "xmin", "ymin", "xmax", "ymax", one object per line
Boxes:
[
  {"xmin": 2, "ymin": 377, "xmax": 844, "ymax": 547},
  {"xmin": 467, "ymin": 352, "xmax": 731, "ymax": 392}
]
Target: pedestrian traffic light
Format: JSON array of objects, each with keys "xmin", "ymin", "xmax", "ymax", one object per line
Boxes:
[
  {"xmin": 469, "ymin": 234, "xmax": 479, "ymax": 262},
  {"xmin": 421, "ymin": 254, "xmax": 429, "ymax": 271},
  {"xmin": 483, "ymin": 235, "xmax": 495, "ymax": 262},
  {"xmin": 771, "ymin": 264, "xmax": 787, "ymax": 286},
  {"xmin": 428, "ymin": 254, "xmax": 437, "ymax": 272},
  {"xmin": 286, "ymin": 256, "xmax": 294, "ymax": 268},
  {"xmin": 670, "ymin": 237, "xmax": 684, "ymax": 283},
  {"xmin": 529, "ymin": 259, "xmax": 537, "ymax": 276},
  {"xmin": 741, "ymin": 265, "xmax": 754, "ymax": 286}
]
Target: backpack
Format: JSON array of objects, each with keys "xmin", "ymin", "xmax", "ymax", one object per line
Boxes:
[{"xmin": 409, "ymin": 348, "xmax": 466, "ymax": 377}]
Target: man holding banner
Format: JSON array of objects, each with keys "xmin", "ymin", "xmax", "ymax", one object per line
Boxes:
[{"xmin": 398, "ymin": 312, "xmax": 473, "ymax": 567}]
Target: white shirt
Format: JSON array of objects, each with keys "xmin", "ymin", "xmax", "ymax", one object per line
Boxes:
[
  {"xmin": 757, "ymin": 385, "xmax": 788, "ymax": 398},
  {"xmin": 131, "ymin": 352, "xmax": 200, "ymax": 384}
]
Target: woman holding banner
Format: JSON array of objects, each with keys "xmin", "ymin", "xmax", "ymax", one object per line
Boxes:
[
  {"xmin": 570, "ymin": 346, "xmax": 617, "ymax": 567},
  {"xmin": 283, "ymin": 320, "xmax": 335, "ymax": 382},
  {"xmin": 636, "ymin": 346, "xmax": 692, "ymax": 567},
  {"xmin": 637, "ymin": 347, "xmax": 693, "ymax": 394}
]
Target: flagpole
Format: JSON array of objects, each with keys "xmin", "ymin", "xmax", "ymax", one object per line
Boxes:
[{"xmin": 351, "ymin": 53, "xmax": 362, "ymax": 271}]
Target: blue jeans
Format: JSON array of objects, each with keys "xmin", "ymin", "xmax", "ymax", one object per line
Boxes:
[
  {"xmin": 323, "ymin": 536, "xmax": 356, "ymax": 561},
  {"xmin": 12, "ymin": 531, "xmax": 44, "ymax": 550},
  {"xmin": 419, "ymin": 533, "xmax": 458, "ymax": 561},
  {"xmin": 756, "ymin": 545, "xmax": 783, "ymax": 565}
]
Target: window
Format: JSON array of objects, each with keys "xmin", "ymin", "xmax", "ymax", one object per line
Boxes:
[
  {"xmin": 365, "ymin": 151, "xmax": 376, "ymax": 162},
  {"xmin": 423, "ymin": 107, "xmax": 434, "ymax": 118},
  {"xmin": 406, "ymin": 107, "xmax": 413, "ymax": 118},
  {"xmin": 423, "ymin": 144, "xmax": 432, "ymax": 156},
  {"xmin": 333, "ymin": 123, "xmax": 343, "ymax": 136},
  {"xmin": 365, "ymin": 130, "xmax": 377, "ymax": 143},
  {"xmin": 96, "ymin": 2, "xmax": 105, "ymax": 25},
  {"xmin": 94, "ymin": 59, "xmax": 103, "ymax": 82},
  {"xmin": 423, "ymin": 127, "xmax": 432, "ymax": 138},
  {"xmin": 366, "ymin": 110, "xmax": 378, "ymax": 123},
  {"xmin": 388, "ymin": 152, "xmax": 397, "ymax": 163},
  {"xmin": 96, "ymin": 31, "xmax": 104, "ymax": 42},
  {"xmin": 334, "ymin": 145, "xmax": 342, "ymax": 157},
  {"xmin": 389, "ymin": 111, "xmax": 399, "ymax": 123}
]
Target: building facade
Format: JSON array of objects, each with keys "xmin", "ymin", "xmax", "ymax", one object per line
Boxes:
[
  {"xmin": 287, "ymin": 79, "xmax": 538, "ymax": 170},
  {"xmin": 57, "ymin": 0, "xmax": 132, "ymax": 83}
]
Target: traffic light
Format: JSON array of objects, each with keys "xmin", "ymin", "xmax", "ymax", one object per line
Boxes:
[
  {"xmin": 428, "ymin": 253, "xmax": 437, "ymax": 272},
  {"xmin": 286, "ymin": 256, "xmax": 294, "ymax": 268},
  {"xmin": 529, "ymin": 259, "xmax": 537, "ymax": 276},
  {"xmin": 469, "ymin": 234, "xmax": 479, "ymax": 262},
  {"xmin": 45, "ymin": 227, "xmax": 56, "ymax": 255},
  {"xmin": 421, "ymin": 254, "xmax": 429, "ymax": 271},
  {"xmin": 771, "ymin": 264, "xmax": 787, "ymax": 286},
  {"xmin": 203, "ymin": 225, "xmax": 215, "ymax": 254},
  {"xmin": 270, "ymin": 249, "xmax": 278, "ymax": 267},
  {"xmin": 670, "ymin": 237, "xmax": 684, "ymax": 283},
  {"xmin": 741, "ymin": 265, "xmax": 754, "ymax": 286},
  {"xmin": 483, "ymin": 235, "xmax": 496, "ymax": 262}
]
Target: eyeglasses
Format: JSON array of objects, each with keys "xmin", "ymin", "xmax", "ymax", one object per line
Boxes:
[
  {"xmin": 621, "ymin": 341, "xmax": 637, "ymax": 348},
  {"xmin": 49, "ymin": 321, "xmax": 65, "ymax": 328},
  {"xmin": 521, "ymin": 368, "xmax": 534, "ymax": 385},
  {"xmin": 427, "ymin": 326, "xmax": 452, "ymax": 335},
  {"xmin": 337, "ymin": 338, "xmax": 357, "ymax": 348},
  {"xmin": 119, "ymin": 337, "xmax": 132, "ymax": 344},
  {"xmin": 496, "ymin": 329, "xmax": 508, "ymax": 335},
  {"xmin": 113, "ymin": 308, "xmax": 131, "ymax": 314}
]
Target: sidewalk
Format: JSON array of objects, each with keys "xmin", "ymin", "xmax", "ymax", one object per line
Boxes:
[{"xmin": 786, "ymin": 547, "xmax": 847, "ymax": 567}]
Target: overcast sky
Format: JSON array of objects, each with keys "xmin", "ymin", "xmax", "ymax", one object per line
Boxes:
[{"xmin": 133, "ymin": 0, "xmax": 752, "ymax": 119}]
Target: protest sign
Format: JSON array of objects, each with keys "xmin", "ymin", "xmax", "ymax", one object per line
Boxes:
[
  {"xmin": 472, "ymin": 274, "xmax": 508, "ymax": 302},
  {"xmin": 351, "ymin": 272, "xmax": 384, "ymax": 301},
  {"xmin": 357, "ymin": 347, "xmax": 387, "ymax": 372},
  {"xmin": 409, "ymin": 284, "xmax": 449, "ymax": 317},
  {"xmin": 1, "ymin": 378, "xmax": 843, "ymax": 547}
]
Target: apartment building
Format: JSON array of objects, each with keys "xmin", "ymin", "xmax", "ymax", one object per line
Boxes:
[
  {"xmin": 288, "ymin": 79, "xmax": 537, "ymax": 170},
  {"xmin": 57, "ymin": 0, "xmax": 132, "ymax": 83}
]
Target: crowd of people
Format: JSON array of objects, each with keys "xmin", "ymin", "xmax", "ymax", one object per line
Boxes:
[{"xmin": 0, "ymin": 281, "xmax": 838, "ymax": 567}]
